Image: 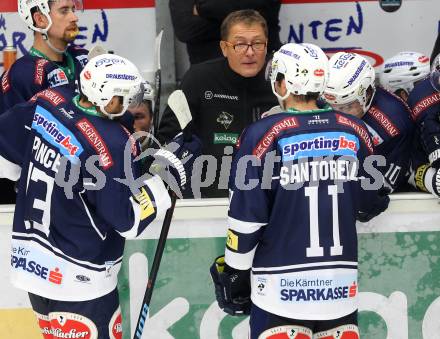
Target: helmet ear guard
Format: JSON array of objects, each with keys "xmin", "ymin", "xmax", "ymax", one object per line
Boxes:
[{"xmin": 80, "ymin": 53, "xmax": 144, "ymax": 118}]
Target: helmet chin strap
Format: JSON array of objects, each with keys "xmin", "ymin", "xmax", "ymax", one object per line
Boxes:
[
  {"xmin": 271, "ymin": 81, "xmax": 291, "ymax": 111},
  {"xmin": 100, "ymin": 104, "xmax": 126, "ymax": 119},
  {"xmin": 43, "ymin": 33, "xmax": 68, "ymax": 54}
]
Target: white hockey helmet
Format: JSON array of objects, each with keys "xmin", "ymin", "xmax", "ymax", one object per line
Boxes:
[
  {"xmin": 142, "ymin": 80, "xmax": 155, "ymax": 111},
  {"xmin": 379, "ymin": 51, "xmax": 430, "ymax": 94},
  {"xmin": 80, "ymin": 54, "xmax": 144, "ymax": 118},
  {"xmin": 268, "ymin": 42, "xmax": 329, "ymax": 102},
  {"xmin": 430, "ymin": 53, "xmax": 440, "ymax": 92},
  {"xmin": 324, "ymin": 52, "xmax": 376, "ymax": 113},
  {"xmin": 18, "ymin": 0, "xmax": 83, "ymax": 34}
]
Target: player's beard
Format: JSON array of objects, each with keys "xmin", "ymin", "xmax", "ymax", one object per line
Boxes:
[{"xmin": 64, "ymin": 25, "xmax": 79, "ymax": 42}]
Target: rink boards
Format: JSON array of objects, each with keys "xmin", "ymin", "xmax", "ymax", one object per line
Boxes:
[{"xmin": 1, "ymin": 193, "xmax": 440, "ymax": 338}]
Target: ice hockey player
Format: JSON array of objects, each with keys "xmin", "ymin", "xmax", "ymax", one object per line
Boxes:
[
  {"xmin": 0, "ymin": 0, "xmax": 88, "ymax": 113},
  {"xmin": 407, "ymin": 54, "xmax": 440, "ymax": 198},
  {"xmin": 0, "ymin": 0, "xmax": 90, "ymax": 204},
  {"xmin": 210, "ymin": 43, "xmax": 389, "ymax": 339},
  {"xmin": 0, "ymin": 53, "xmax": 201, "ymax": 339},
  {"xmin": 379, "ymin": 51, "xmax": 430, "ymax": 101},
  {"xmin": 324, "ymin": 52, "xmax": 415, "ymax": 192}
]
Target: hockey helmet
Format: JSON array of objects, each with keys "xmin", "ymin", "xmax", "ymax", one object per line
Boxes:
[
  {"xmin": 142, "ymin": 80, "xmax": 155, "ymax": 111},
  {"xmin": 18, "ymin": 0, "xmax": 83, "ymax": 34},
  {"xmin": 379, "ymin": 51, "xmax": 430, "ymax": 94},
  {"xmin": 80, "ymin": 54, "xmax": 144, "ymax": 118},
  {"xmin": 324, "ymin": 52, "xmax": 376, "ymax": 113},
  {"xmin": 268, "ymin": 42, "xmax": 329, "ymax": 102},
  {"xmin": 430, "ymin": 53, "xmax": 440, "ymax": 92}
]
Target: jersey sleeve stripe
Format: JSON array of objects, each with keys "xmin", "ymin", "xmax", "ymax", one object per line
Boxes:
[
  {"xmin": 228, "ymin": 217, "xmax": 267, "ymax": 234},
  {"xmin": 225, "ymin": 245, "xmax": 258, "ymax": 270}
]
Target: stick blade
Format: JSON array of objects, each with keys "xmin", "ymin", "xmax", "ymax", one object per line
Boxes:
[
  {"xmin": 154, "ymin": 29, "xmax": 164, "ymax": 71},
  {"xmin": 87, "ymin": 45, "xmax": 107, "ymax": 60},
  {"xmin": 167, "ymin": 90, "xmax": 192, "ymax": 130}
]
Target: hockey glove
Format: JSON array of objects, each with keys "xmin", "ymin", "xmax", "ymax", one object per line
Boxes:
[
  {"xmin": 356, "ymin": 187, "xmax": 390, "ymax": 222},
  {"xmin": 210, "ymin": 255, "xmax": 251, "ymax": 316},
  {"xmin": 150, "ymin": 132, "xmax": 202, "ymax": 198},
  {"xmin": 414, "ymin": 163, "xmax": 440, "ymax": 198},
  {"xmin": 420, "ymin": 113, "xmax": 440, "ymax": 168}
]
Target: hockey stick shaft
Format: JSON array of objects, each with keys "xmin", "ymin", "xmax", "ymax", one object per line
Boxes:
[
  {"xmin": 153, "ymin": 30, "xmax": 163, "ymax": 136},
  {"xmin": 133, "ymin": 193, "xmax": 176, "ymax": 339},
  {"xmin": 132, "ymin": 90, "xmax": 192, "ymax": 339}
]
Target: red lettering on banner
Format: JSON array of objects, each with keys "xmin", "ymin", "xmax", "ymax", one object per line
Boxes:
[
  {"xmin": 253, "ymin": 117, "xmax": 299, "ymax": 159},
  {"xmin": 76, "ymin": 118, "xmax": 114, "ymax": 169},
  {"xmin": 30, "ymin": 89, "xmax": 66, "ymax": 106},
  {"xmin": 34, "ymin": 59, "xmax": 49, "ymax": 85},
  {"xmin": 0, "ymin": 0, "xmax": 155, "ymax": 12},
  {"xmin": 336, "ymin": 114, "xmax": 373, "ymax": 154},
  {"xmin": 367, "ymin": 106, "xmax": 399, "ymax": 137},
  {"xmin": 411, "ymin": 93, "xmax": 440, "ymax": 121},
  {"xmin": 1, "ymin": 70, "xmax": 11, "ymax": 93}
]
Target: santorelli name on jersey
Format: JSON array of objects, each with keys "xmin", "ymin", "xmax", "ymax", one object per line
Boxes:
[
  {"xmin": 32, "ymin": 105, "xmax": 83, "ymax": 162},
  {"xmin": 280, "ymin": 159, "xmax": 358, "ymax": 185},
  {"xmin": 279, "ymin": 132, "xmax": 359, "ymax": 161}
]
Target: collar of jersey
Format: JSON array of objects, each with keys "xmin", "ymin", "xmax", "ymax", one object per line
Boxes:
[
  {"xmin": 73, "ymin": 95, "xmax": 103, "ymax": 117},
  {"xmin": 286, "ymin": 105, "xmax": 332, "ymax": 115},
  {"xmin": 29, "ymin": 47, "xmax": 75, "ymax": 81}
]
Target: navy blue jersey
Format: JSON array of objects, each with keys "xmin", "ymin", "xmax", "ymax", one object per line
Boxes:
[
  {"xmin": 362, "ymin": 87, "xmax": 415, "ymax": 191},
  {"xmin": 407, "ymin": 78, "xmax": 440, "ymax": 167},
  {"xmin": 0, "ymin": 87, "xmax": 170, "ymax": 301},
  {"xmin": 408, "ymin": 77, "xmax": 440, "ymax": 123},
  {"xmin": 225, "ymin": 107, "xmax": 381, "ymax": 320},
  {"xmin": 0, "ymin": 45, "xmax": 88, "ymax": 114}
]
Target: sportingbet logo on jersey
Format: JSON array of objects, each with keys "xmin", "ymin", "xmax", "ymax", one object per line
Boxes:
[
  {"xmin": 32, "ymin": 106, "xmax": 83, "ymax": 163},
  {"xmin": 11, "ymin": 244, "xmax": 65, "ymax": 286},
  {"xmin": 279, "ymin": 132, "xmax": 359, "ymax": 161}
]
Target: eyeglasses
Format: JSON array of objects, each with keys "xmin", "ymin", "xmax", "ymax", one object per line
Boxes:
[{"xmin": 224, "ymin": 41, "xmax": 267, "ymax": 54}]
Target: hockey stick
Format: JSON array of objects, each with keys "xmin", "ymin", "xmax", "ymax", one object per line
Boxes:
[
  {"xmin": 132, "ymin": 90, "xmax": 192, "ymax": 339},
  {"xmin": 152, "ymin": 29, "xmax": 164, "ymax": 136},
  {"xmin": 87, "ymin": 45, "xmax": 107, "ymax": 60}
]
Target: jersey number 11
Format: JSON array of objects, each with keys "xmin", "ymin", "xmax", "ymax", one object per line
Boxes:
[{"xmin": 305, "ymin": 185, "xmax": 343, "ymax": 257}]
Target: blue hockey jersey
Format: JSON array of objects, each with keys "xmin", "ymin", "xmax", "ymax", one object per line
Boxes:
[
  {"xmin": 362, "ymin": 87, "xmax": 414, "ymax": 191},
  {"xmin": 225, "ymin": 107, "xmax": 383, "ymax": 320},
  {"xmin": 0, "ymin": 87, "xmax": 170, "ymax": 301},
  {"xmin": 0, "ymin": 45, "xmax": 88, "ymax": 114},
  {"xmin": 407, "ymin": 78, "xmax": 440, "ymax": 167}
]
